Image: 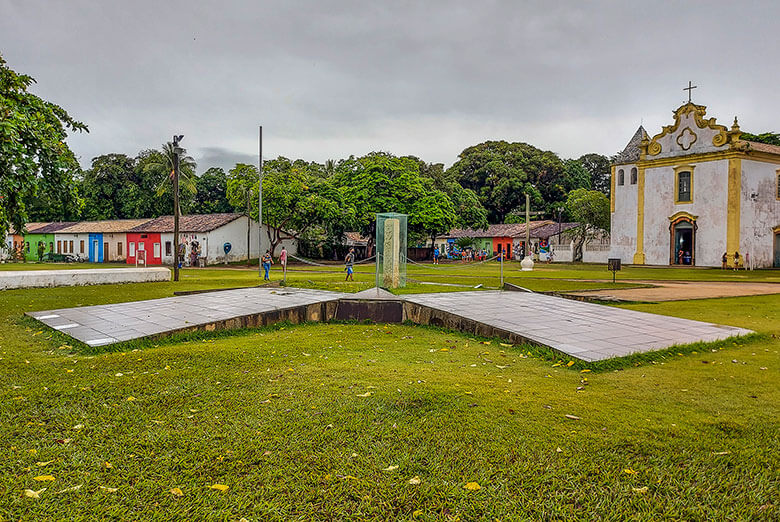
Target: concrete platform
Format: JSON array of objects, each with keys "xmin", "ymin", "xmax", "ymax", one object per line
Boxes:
[
  {"xmin": 1, "ymin": 267, "xmax": 170, "ymax": 290},
  {"xmin": 27, "ymin": 287, "xmax": 752, "ymax": 360}
]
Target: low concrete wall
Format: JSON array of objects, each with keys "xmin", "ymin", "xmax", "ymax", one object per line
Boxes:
[{"xmin": 0, "ymin": 268, "xmax": 171, "ymax": 290}]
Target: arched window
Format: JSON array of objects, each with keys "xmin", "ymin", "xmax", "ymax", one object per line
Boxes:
[
  {"xmin": 618, "ymin": 169, "xmax": 625, "ymax": 186},
  {"xmin": 630, "ymin": 167, "xmax": 638, "ymax": 185}
]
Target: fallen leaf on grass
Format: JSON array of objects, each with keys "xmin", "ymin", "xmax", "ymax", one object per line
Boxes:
[
  {"xmin": 552, "ymin": 362, "xmax": 561, "ymax": 367},
  {"xmin": 170, "ymin": 487, "xmax": 184, "ymax": 497},
  {"xmin": 567, "ymin": 361, "xmax": 575, "ymax": 367},
  {"xmin": 564, "ymin": 415, "xmax": 581, "ymax": 421},
  {"xmin": 72, "ymin": 424, "xmax": 83, "ymax": 430},
  {"xmin": 33, "ymin": 475, "xmax": 55, "ymax": 482},
  {"xmin": 55, "ymin": 484, "xmax": 82, "ymax": 494},
  {"xmin": 412, "ymin": 510, "xmax": 423, "ymax": 518},
  {"xmin": 499, "ymin": 343, "xmax": 512, "ymax": 347},
  {"xmin": 103, "ymin": 462, "xmax": 113, "ymax": 469},
  {"xmin": 36, "ymin": 461, "xmax": 53, "ymax": 467},
  {"xmin": 712, "ymin": 451, "xmax": 731, "ymax": 456},
  {"xmin": 99, "ymin": 486, "xmax": 118, "ymax": 493},
  {"xmin": 382, "ymin": 465, "xmax": 398, "ymax": 472},
  {"xmin": 208, "ymin": 484, "xmax": 229, "ymax": 492},
  {"xmin": 623, "ymin": 468, "xmax": 638, "ymax": 475},
  {"xmin": 408, "ymin": 476, "xmax": 421, "ymax": 485},
  {"xmin": 126, "ymin": 396, "xmax": 136, "ymax": 402},
  {"xmin": 463, "ymin": 482, "xmax": 481, "ymax": 491},
  {"xmin": 580, "ymin": 369, "xmax": 591, "ymax": 373},
  {"xmin": 24, "ymin": 488, "xmax": 46, "ymax": 498},
  {"xmin": 356, "ymin": 392, "xmax": 372, "ymax": 397},
  {"xmin": 632, "ymin": 486, "xmax": 648, "ymax": 493}
]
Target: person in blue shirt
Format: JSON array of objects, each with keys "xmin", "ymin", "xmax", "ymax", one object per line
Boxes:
[{"xmin": 433, "ymin": 246, "xmax": 440, "ymax": 265}]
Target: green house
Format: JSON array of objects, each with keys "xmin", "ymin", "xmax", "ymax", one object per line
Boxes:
[{"xmin": 23, "ymin": 222, "xmax": 77, "ymax": 261}]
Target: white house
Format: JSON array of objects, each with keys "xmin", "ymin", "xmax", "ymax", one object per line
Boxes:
[{"xmin": 610, "ymin": 100, "xmax": 780, "ymax": 268}]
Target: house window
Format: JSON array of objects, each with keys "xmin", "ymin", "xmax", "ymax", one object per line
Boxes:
[
  {"xmin": 69, "ymin": 240, "xmax": 73, "ymax": 253},
  {"xmin": 129, "ymin": 242, "xmax": 136, "ymax": 257},
  {"xmin": 776, "ymin": 169, "xmax": 780, "ymax": 200},
  {"xmin": 617, "ymin": 169, "xmax": 625, "ymax": 186},
  {"xmin": 117, "ymin": 242, "xmax": 123, "ymax": 256},
  {"xmin": 79, "ymin": 240, "xmax": 85, "ymax": 254},
  {"xmin": 153, "ymin": 243, "xmax": 161, "ymax": 258},
  {"xmin": 56, "ymin": 241, "xmax": 61, "ymax": 253},
  {"xmin": 49, "ymin": 242, "xmax": 53, "ymax": 253},
  {"xmin": 630, "ymin": 167, "xmax": 638, "ymax": 185},
  {"xmin": 674, "ymin": 165, "xmax": 694, "ymax": 203},
  {"xmin": 165, "ymin": 241, "xmax": 172, "ymax": 256}
]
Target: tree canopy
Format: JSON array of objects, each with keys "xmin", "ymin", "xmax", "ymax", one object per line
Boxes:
[
  {"xmin": 0, "ymin": 53, "xmax": 87, "ymax": 240},
  {"xmin": 564, "ymin": 188, "xmax": 610, "ymax": 261}
]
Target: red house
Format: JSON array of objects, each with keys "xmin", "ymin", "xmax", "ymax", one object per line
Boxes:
[{"xmin": 126, "ymin": 232, "xmax": 162, "ymax": 265}]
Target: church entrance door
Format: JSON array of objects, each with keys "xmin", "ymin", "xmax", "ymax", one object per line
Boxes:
[
  {"xmin": 774, "ymin": 230, "xmax": 780, "ymax": 268},
  {"xmin": 669, "ymin": 218, "xmax": 696, "ymax": 265}
]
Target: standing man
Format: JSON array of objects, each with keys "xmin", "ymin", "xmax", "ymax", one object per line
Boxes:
[
  {"xmin": 344, "ymin": 247, "xmax": 355, "ymax": 281},
  {"xmin": 261, "ymin": 250, "xmax": 273, "ymax": 281},
  {"xmin": 279, "ymin": 246, "xmax": 288, "ymax": 280},
  {"xmin": 433, "ymin": 246, "xmax": 439, "ymax": 265}
]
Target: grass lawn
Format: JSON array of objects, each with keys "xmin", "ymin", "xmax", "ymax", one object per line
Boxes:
[{"xmin": 0, "ymin": 269, "xmax": 778, "ymax": 520}]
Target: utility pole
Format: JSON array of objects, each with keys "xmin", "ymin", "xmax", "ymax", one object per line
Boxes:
[
  {"xmin": 521, "ymin": 193, "xmax": 534, "ymax": 271},
  {"xmin": 258, "ymin": 126, "xmax": 263, "ymax": 278},
  {"xmin": 172, "ymin": 135, "xmax": 183, "ymax": 282}
]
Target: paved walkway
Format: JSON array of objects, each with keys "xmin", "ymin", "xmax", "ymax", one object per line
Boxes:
[
  {"xmin": 567, "ymin": 280, "xmax": 780, "ymax": 302},
  {"xmin": 28, "ymin": 287, "xmax": 343, "ymax": 347},
  {"xmin": 28, "ymin": 287, "xmax": 752, "ymax": 361}
]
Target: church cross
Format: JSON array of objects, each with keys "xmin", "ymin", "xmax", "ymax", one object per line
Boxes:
[{"xmin": 684, "ymin": 81, "xmax": 697, "ymax": 103}]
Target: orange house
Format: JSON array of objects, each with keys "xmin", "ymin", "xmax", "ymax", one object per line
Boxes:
[{"xmin": 492, "ymin": 237, "xmax": 513, "ymax": 260}]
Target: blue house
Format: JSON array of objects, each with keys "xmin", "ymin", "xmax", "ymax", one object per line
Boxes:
[{"xmin": 88, "ymin": 232, "xmax": 103, "ymax": 262}]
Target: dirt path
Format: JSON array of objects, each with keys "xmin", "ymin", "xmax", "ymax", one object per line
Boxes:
[{"xmin": 567, "ymin": 280, "xmax": 780, "ymax": 302}]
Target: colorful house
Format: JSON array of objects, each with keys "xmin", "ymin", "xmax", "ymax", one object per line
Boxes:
[
  {"xmin": 22, "ymin": 222, "xmax": 78, "ymax": 261},
  {"xmin": 440, "ymin": 222, "xmax": 557, "ymax": 260},
  {"xmin": 56, "ymin": 219, "xmax": 152, "ymax": 262},
  {"xmin": 12, "ymin": 222, "xmax": 48, "ymax": 261},
  {"xmin": 127, "ymin": 213, "xmax": 297, "ymax": 266}
]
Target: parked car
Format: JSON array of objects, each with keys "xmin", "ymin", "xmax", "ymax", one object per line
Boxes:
[{"xmin": 41, "ymin": 253, "xmax": 81, "ymax": 263}]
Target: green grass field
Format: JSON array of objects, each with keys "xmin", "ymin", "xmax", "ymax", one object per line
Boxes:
[{"xmin": 0, "ymin": 267, "xmax": 778, "ymax": 520}]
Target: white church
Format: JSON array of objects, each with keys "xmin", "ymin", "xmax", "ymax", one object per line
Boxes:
[{"xmin": 609, "ymin": 97, "xmax": 780, "ymax": 268}]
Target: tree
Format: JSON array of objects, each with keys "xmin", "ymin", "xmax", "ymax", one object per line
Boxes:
[
  {"xmin": 0, "ymin": 53, "xmax": 87, "ymax": 240},
  {"xmin": 409, "ymin": 191, "xmax": 457, "ymax": 255},
  {"xmin": 79, "ymin": 154, "xmax": 136, "ymax": 220},
  {"xmin": 447, "ymin": 141, "xmax": 561, "ymax": 223},
  {"xmin": 564, "ymin": 188, "xmax": 610, "ymax": 262},
  {"xmin": 226, "ymin": 163, "xmax": 257, "ymax": 261},
  {"xmin": 191, "ymin": 167, "xmax": 232, "ymax": 214},
  {"xmin": 241, "ymin": 157, "xmax": 345, "ymax": 257},
  {"xmin": 145, "ymin": 142, "xmax": 197, "ymax": 214},
  {"xmin": 562, "ymin": 159, "xmax": 591, "ymax": 192},
  {"xmin": 577, "ymin": 153, "xmax": 612, "ymax": 197},
  {"xmin": 740, "ymin": 132, "xmax": 780, "ymax": 146}
]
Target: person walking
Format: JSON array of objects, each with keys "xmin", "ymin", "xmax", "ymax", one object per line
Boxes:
[
  {"xmin": 344, "ymin": 247, "xmax": 355, "ymax": 281},
  {"xmin": 433, "ymin": 246, "xmax": 439, "ymax": 265},
  {"xmin": 733, "ymin": 251, "xmax": 740, "ymax": 271},
  {"xmin": 721, "ymin": 252, "xmax": 728, "ymax": 270},
  {"xmin": 261, "ymin": 250, "xmax": 273, "ymax": 281},
  {"xmin": 279, "ymin": 246, "xmax": 288, "ymax": 280}
]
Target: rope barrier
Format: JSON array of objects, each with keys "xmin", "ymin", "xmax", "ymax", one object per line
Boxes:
[
  {"xmin": 287, "ymin": 254, "xmax": 331, "ymax": 267},
  {"xmin": 406, "ymin": 254, "xmax": 501, "ymax": 270}
]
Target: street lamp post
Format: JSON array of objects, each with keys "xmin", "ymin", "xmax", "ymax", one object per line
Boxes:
[
  {"xmin": 258, "ymin": 126, "xmax": 263, "ymax": 278},
  {"xmin": 172, "ymin": 134, "xmax": 184, "ymax": 282}
]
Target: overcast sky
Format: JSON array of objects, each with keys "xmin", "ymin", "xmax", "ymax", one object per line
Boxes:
[{"xmin": 2, "ymin": 0, "xmax": 778, "ymax": 173}]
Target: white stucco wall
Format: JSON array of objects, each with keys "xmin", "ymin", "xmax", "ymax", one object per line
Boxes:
[
  {"xmin": 54, "ymin": 233, "xmax": 89, "ymax": 260},
  {"xmin": 651, "ymin": 110, "xmax": 729, "ymax": 159},
  {"xmin": 609, "ymin": 163, "xmax": 638, "ymax": 263},
  {"xmin": 740, "ymin": 160, "xmax": 780, "ymax": 268},
  {"xmin": 643, "ymin": 159, "xmax": 729, "ymax": 266}
]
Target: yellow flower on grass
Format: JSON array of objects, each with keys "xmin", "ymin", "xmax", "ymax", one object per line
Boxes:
[
  {"xmin": 208, "ymin": 484, "xmax": 229, "ymax": 492},
  {"xmin": 170, "ymin": 487, "xmax": 184, "ymax": 497},
  {"xmin": 33, "ymin": 475, "xmax": 55, "ymax": 482}
]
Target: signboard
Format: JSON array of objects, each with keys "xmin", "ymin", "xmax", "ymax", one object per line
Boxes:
[{"xmin": 607, "ymin": 258, "xmax": 621, "ymax": 283}]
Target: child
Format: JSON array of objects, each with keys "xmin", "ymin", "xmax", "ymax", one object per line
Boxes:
[{"xmin": 344, "ymin": 248, "xmax": 355, "ymax": 281}]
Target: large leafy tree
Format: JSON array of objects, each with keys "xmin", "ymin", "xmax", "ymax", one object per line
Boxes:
[
  {"xmin": 447, "ymin": 141, "xmax": 563, "ymax": 223},
  {"xmin": 577, "ymin": 153, "xmax": 612, "ymax": 197},
  {"xmin": 243, "ymin": 157, "xmax": 346, "ymax": 257},
  {"xmin": 0, "ymin": 54, "xmax": 87, "ymax": 239},
  {"xmin": 191, "ymin": 167, "xmax": 232, "ymax": 214},
  {"xmin": 132, "ymin": 149, "xmax": 182, "ymax": 218},
  {"xmin": 564, "ymin": 188, "xmax": 610, "ymax": 262},
  {"xmin": 79, "ymin": 154, "xmax": 136, "ymax": 220},
  {"xmin": 226, "ymin": 163, "xmax": 258, "ymax": 261}
]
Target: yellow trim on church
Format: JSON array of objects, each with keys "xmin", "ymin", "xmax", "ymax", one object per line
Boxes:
[
  {"xmin": 610, "ymin": 166, "xmax": 615, "ymax": 212},
  {"xmin": 632, "ymin": 166, "xmax": 646, "ymax": 264},
  {"xmin": 726, "ymin": 158, "xmax": 741, "ymax": 267},
  {"xmin": 668, "ymin": 210, "xmax": 698, "ymax": 222},
  {"xmin": 673, "ymin": 165, "xmax": 695, "ymax": 204}
]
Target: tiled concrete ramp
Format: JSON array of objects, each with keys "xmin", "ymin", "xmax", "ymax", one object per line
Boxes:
[
  {"xmin": 27, "ymin": 287, "xmax": 344, "ymax": 347},
  {"xmin": 28, "ymin": 287, "xmax": 752, "ymax": 360},
  {"xmin": 403, "ymin": 291, "xmax": 752, "ymax": 361}
]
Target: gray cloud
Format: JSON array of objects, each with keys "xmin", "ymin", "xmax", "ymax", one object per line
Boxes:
[{"xmin": 2, "ymin": 0, "xmax": 778, "ymax": 173}]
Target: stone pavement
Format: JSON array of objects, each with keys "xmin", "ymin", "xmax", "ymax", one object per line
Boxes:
[
  {"xmin": 27, "ymin": 287, "xmax": 344, "ymax": 347},
  {"xmin": 28, "ymin": 287, "xmax": 752, "ymax": 360},
  {"xmin": 403, "ymin": 291, "xmax": 752, "ymax": 362}
]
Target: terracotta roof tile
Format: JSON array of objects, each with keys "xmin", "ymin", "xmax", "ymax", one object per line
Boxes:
[
  {"xmin": 744, "ymin": 140, "xmax": 780, "ymax": 155},
  {"xmin": 129, "ymin": 213, "xmax": 244, "ymax": 233},
  {"xmin": 59, "ymin": 219, "xmax": 153, "ymax": 234},
  {"xmin": 27, "ymin": 222, "xmax": 79, "ymax": 234},
  {"xmin": 445, "ymin": 221, "xmax": 555, "ymax": 239}
]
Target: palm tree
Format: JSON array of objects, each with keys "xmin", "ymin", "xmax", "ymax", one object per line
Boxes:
[{"xmin": 145, "ymin": 142, "xmax": 197, "ymax": 214}]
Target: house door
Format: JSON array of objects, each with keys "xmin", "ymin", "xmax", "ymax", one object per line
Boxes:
[
  {"xmin": 92, "ymin": 240, "xmax": 98, "ymax": 262},
  {"xmin": 774, "ymin": 230, "xmax": 780, "ymax": 268},
  {"xmin": 670, "ymin": 219, "xmax": 695, "ymax": 265},
  {"xmin": 103, "ymin": 242, "xmax": 109, "ymax": 262}
]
